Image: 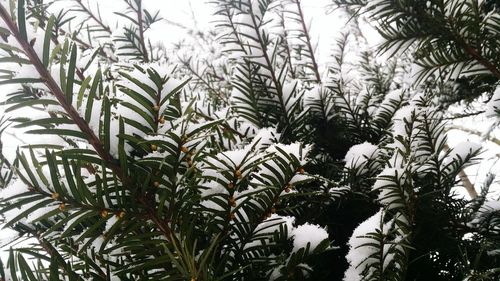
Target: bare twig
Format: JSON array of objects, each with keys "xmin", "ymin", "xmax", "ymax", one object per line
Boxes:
[
  {"xmin": 448, "ymin": 125, "xmax": 500, "ymax": 146},
  {"xmin": 443, "ymin": 143, "xmax": 478, "ymax": 199},
  {"xmin": 458, "ymin": 169, "xmax": 478, "ymax": 199},
  {"xmin": 443, "ymin": 111, "xmax": 485, "ymax": 120}
]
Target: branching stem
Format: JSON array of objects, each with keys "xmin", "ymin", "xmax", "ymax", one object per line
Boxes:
[{"xmin": 0, "ymin": 3, "xmax": 173, "ymax": 241}]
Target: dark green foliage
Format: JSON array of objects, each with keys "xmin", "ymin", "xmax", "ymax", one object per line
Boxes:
[
  {"xmin": 0, "ymin": 0, "xmax": 498, "ymax": 280},
  {"xmin": 335, "ymin": 0, "xmax": 500, "ymax": 107}
]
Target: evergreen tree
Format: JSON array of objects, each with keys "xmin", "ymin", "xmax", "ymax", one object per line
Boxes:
[{"xmin": 0, "ymin": 0, "xmax": 497, "ymax": 280}]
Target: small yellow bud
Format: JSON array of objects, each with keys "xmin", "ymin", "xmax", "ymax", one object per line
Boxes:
[
  {"xmin": 227, "ymin": 182, "xmax": 234, "ymax": 189},
  {"xmin": 100, "ymin": 209, "xmax": 109, "ymax": 218},
  {"xmin": 229, "ymin": 212, "xmax": 236, "ymax": 220},
  {"xmin": 234, "ymin": 169, "xmax": 242, "ymax": 179},
  {"xmin": 159, "ymin": 116, "xmax": 165, "ymax": 124},
  {"xmin": 58, "ymin": 203, "xmax": 66, "ymax": 211},
  {"xmin": 117, "ymin": 211, "xmax": 126, "ymax": 218},
  {"xmin": 153, "ymin": 181, "xmax": 160, "ymax": 188},
  {"xmin": 229, "ymin": 197, "xmax": 236, "ymax": 207},
  {"xmin": 151, "ymin": 144, "xmax": 158, "ymax": 151},
  {"xmin": 153, "ymin": 105, "xmax": 160, "ymax": 111},
  {"xmin": 297, "ymin": 167, "xmax": 305, "ymax": 174},
  {"xmin": 181, "ymin": 146, "xmax": 189, "ymax": 153},
  {"xmin": 51, "ymin": 192, "xmax": 59, "ymax": 200}
]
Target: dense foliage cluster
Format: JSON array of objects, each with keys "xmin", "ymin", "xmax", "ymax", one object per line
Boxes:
[{"xmin": 0, "ymin": 0, "xmax": 498, "ymax": 280}]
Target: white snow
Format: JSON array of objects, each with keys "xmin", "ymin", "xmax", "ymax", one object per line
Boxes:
[
  {"xmin": 469, "ymin": 199, "xmax": 500, "ymax": 233},
  {"xmin": 450, "ymin": 141, "xmax": 482, "ymax": 161},
  {"xmin": 267, "ymin": 142, "xmax": 311, "ymax": 166},
  {"xmin": 291, "ymin": 223, "xmax": 328, "ymax": 252},
  {"xmin": 344, "ymin": 209, "xmax": 384, "ymax": 281},
  {"xmin": 261, "ymin": 215, "xmax": 295, "ymax": 234},
  {"xmin": 344, "ymin": 142, "xmax": 379, "ymax": 170},
  {"xmin": 243, "ymin": 214, "xmax": 296, "ymax": 250},
  {"xmin": 0, "ymin": 179, "xmax": 27, "ymax": 199},
  {"xmin": 392, "ymin": 105, "xmax": 416, "ymax": 137},
  {"xmin": 372, "ymin": 167, "xmax": 408, "ymax": 210},
  {"xmin": 250, "ymin": 127, "xmax": 280, "ymax": 152},
  {"xmin": 485, "ymin": 86, "xmax": 500, "ymax": 119}
]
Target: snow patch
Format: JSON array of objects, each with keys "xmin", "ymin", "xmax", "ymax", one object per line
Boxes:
[{"xmin": 292, "ymin": 223, "xmax": 328, "ymax": 252}]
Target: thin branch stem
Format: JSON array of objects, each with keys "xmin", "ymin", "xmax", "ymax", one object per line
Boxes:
[
  {"xmin": 448, "ymin": 17, "xmax": 500, "ymax": 79},
  {"xmin": 194, "ymin": 111, "xmax": 245, "ymax": 138},
  {"xmin": 277, "ymin": 6, "xmax": 296, "ymax": 79},
  {"xmin": 460, "ymin": 42, "xmax": 500, "ymax": 79},
  {"xmin": 179, "ymin": 57, "xmax": 229, "ymax": 105},
  {"xmin": 458, "ymin": 169, "xmax": 478, "ymax": 199},
  {"xmin": 442, "ymin": 110, "xmax": 485, "ymax": 120},
  {"xmin": 293, "ymin": 0, "xmax": 321, "ymax": 83},
  {"xmin": 74, "ymin": 0, "xmax": 112, "ymax": 34},
  {"xmin": 58, "ymin": 28, "xmax": 118, "ymax": 63},
  {"xmin": 448, "ymin": 125, "xmax": 500, "ymax": 146},
  {"xmin": 136, "ymin": 0, "xmax": 149, "ymax": 63},
  {"xmin": 247, "ymin": 2, "xmax": 291, "ymax": 130},
  {"xmin": 443, "ymin": 143, "xmax": 478, "ymax": 199}
]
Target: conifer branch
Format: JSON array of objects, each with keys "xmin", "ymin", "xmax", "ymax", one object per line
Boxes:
[
  {"xmin": 194, "ymin": 111, "xmax": 245, "ymax": 137},
  {"xmin": 35, "ymin": 236, "xmax": 89, "ymax": 280},
  {"xmin": 58, "ymin": 30, "xmax": 118, "ymax": 63},
  {"xmin": 448, "ymin": 17, "xmax": 500, "ymax": 80},
  {"xmin": 292, "ymin": 0, "xmax": 321, "ymax": 83},
  {"xmin": 460, "ymin": 41, "xmax": 500, "ymax": 79},
  {"xmin": 136, "ymin": 0, "xmax": 149, "ymax": 63},
  {"xmin": 179, "ymin": 58, "xmax": 228, "ymax": 104},
  {"xmin": 0, "ymin": 3, "xmax": 120, "ymax": 177},
  {"xmin": 0, "ymin": 3, "xmax": 174, "ymax": 242},
  {"xmin": 74, "ymin": 0, "xmax": 112, "ymax": 34},
  {"xmin": 221, "ymin": 3, "xmax": 247, "ymax": 52},
  {"xmin": 247, "ymin": 2, "xmax": 290, "ymax": 129},
  {"xmin": 277, "ymin": 6, "xmax": 296, "ymax": 79}
]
